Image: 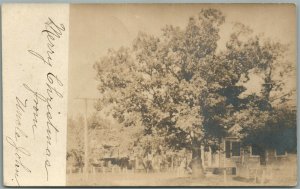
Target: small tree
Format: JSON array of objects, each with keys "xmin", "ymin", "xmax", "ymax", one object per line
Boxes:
[{"xmin": 67, "ymin": 116, "xmax": 85, "ymax": 168}]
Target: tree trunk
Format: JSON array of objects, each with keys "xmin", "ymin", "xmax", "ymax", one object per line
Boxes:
[{"xmin": 190, "ymin": 146, "xmax": 205, "ymax": 178}]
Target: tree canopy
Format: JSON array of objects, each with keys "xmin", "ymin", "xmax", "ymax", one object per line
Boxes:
[{"xmin": 92, "ymin": 8, "xmax": 296, "ymax": 173}]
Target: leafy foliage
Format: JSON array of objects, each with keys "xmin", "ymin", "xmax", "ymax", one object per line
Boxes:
[{"xmin": 93, "ymin": 8, "xmax": 296, "ymax": 162}]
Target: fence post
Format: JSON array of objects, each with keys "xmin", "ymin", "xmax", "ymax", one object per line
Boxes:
[
  {"xmin": 223, "ymin": 168, "xmax": 227, "ymax": 183},
  {"xmin": 261, "ymin": 169, "xmax": 265, "ymax": 184}
]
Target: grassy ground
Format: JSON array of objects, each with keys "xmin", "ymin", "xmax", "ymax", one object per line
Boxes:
[
  {"xmin": 67, "ymin": 155, "xmax": 297, "ymax": 186},
  {"xmin": 67, "ymin": 172, "xmax": 234, "ymax": 186},
  {"xmin": 66, "ymin": 171, "xmax": 295, "ymax": 186}
]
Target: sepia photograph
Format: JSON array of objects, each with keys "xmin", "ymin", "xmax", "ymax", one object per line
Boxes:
[{"xmin": 66, "ymin": 4, "xmax": 297, "ymax": 186}]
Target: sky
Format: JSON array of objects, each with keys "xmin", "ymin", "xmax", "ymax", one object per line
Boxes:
[{"xmin": 68, "ymin": 4, "xmax": 296, "ymax": 117}]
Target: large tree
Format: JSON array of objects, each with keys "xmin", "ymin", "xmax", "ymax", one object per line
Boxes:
[{"xmin": 93, "ymin": 9, "xmax": 295, "ymax": 176}]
